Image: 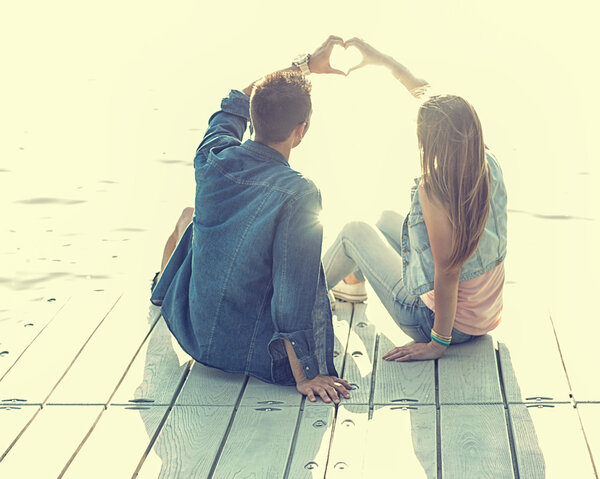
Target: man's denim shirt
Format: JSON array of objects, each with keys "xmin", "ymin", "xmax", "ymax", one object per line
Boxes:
[{"xmin": 151, "ymin": 90, "xmax": 337, "ymax": 385}]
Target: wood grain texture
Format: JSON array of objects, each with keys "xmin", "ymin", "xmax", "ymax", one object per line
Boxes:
[
  {"xmin": 62, "ymin": 405, "xmax": 168, "ymax": 478},
  {"xmin": 497, "ymin": 341, "xmax": 571, "ymax": 405},
  {"xmin": 285, "ymin": 405, "xmax": 334, "ymax": 479},
  {"xmin": 136, "ymin": 405, "xmax": 234, "ymax": 479},
  {"xmin": 509, "ymin": 404, "xmax": 596, "ymax": 478},
  {"xmin": 373, "ymin": 334, "xmax": 435, "ymax": 405},
  {"xmin": 109, "ymin": 317, "xmax": 190, "ymax": 406},
  {"xmin": 495, "ymin": 285, "xmax": 572, "ymax": 403},
  {"xmin": 438, "ymin": 335, "xmax": 502, "ymax": 404},
  {"xmin": 0, "ymin": 297, "xmax": 69, "ymax": 379},
  {"xmin": 325, "ymin": 405, "xmax": 369, "ymax": 478},
  {"xmin": 211, "ymin": 406, "xmax": 300, "ymax": 478},
  {"xmin": 240, "ymin": 376, "xmax": 301, "ymax": 407},
  {"xmin": 364, "ymin": 406, "xmax": 436, "ymax": 479},
  {"xmin": 0, "ymin": 291, "xmax": 120, "ymax": 405},
  {"xmin": 440, "ymin": 404, "xmax": 514, "ymax": 478},
  {"xmin": 175, "ymin": 361, "xmax": 246, "ymax": 406},
  {"xmin": 0, "ymin": 405, "xmax": 102, "ymax": 478},
  {"xmin": 340, "ymin": 303, "xmax": 376, "ymax": 405},
  {"xmin": 0, "ymin": 405, "xmax": 40, "ymax": 460},
  {"xmin": 47, "ymin": 291, "xmax": 161, "ymax": 405},
  {"xmin": 577, "ymin": 404, "xmax": 600, "ymax": 474},
  {"xmin": 332, "ymin": 301, "xmax": 353, "ymax": 374}
]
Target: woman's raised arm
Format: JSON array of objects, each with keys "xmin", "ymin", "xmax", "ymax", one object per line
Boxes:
[{"xmin": 344, "ymin": 37, "xmax": 430, "ymax": 97}]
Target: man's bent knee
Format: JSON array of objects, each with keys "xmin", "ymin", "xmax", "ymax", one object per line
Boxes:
[{"xmin": 176, "ymin": 207, "xmax": 194, "ymax": 236}]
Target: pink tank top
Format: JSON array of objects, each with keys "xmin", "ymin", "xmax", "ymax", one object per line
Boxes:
[{"xmin": 420, "ymin": 262, "xmax": 504, "ymax": 335}]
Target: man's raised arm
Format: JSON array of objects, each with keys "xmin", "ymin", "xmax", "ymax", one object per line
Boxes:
[{"xmin": 196, "ymin": 36, "xmax": 346, "ymax": 161}]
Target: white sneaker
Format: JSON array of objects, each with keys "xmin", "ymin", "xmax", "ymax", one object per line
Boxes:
[
  {"xmin": 327, "ymin": 290, "xmax": 337, "ymax": 313},
  {"xmin": 331, "ymin": 280, "xmax": 367, "ymax": 303}
]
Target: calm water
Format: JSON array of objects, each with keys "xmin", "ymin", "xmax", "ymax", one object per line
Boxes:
[{"xmin": 2, "ymin": 1, "xmax": 598, "ymax": 330}]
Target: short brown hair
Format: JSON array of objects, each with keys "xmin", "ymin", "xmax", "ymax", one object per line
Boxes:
[{"xmin": 250, "ymin": 71, "xmax": 312, "ymax": 143}]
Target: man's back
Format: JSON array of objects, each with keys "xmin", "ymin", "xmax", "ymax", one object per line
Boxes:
[{"xmin": 152, "ymin": 90, "xmax": 335, "ymax": 385}]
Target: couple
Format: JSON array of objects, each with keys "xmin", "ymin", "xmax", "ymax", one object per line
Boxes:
[{"xmin": 150, "ymin": 36, "xmax": 507, "ymax": 404}]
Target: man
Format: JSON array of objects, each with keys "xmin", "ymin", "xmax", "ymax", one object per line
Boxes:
[{"xmin": 151, "ymin": 36, "xmax": 352, "ymax": 404}]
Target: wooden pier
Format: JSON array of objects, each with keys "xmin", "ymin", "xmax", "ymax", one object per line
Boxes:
[{"xmin": 0, "ymin": 280, "xmax": 598, "ymax": 478}]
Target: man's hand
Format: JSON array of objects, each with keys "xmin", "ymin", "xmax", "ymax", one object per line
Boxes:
[
  {"xmin": 383, "ymin": 341, "xmax": 447, "ymax": 362},
  {"xmin": 296, "ymin": 375, "xmax": 352, "ymax": 404},
  {"xmin": 308, "ymin": 35, "xmax": 346, "ymax": 76}
]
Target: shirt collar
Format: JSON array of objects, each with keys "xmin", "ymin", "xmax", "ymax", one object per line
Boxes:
[{"xmin": 241, "ymin": 140, "xmax": 289, "ymax": 166}]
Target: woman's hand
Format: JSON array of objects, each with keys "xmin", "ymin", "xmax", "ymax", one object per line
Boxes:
[
  {"xmin": 308, "ymin": 35, "xmax": 347, "ymax": 76},
  {"xmin": 343, "ymin": 37, "xmax": 387, "ymax": 74},
  {"xmin": 383, "ymin": 341, "xmax": 447, "ymax": 362},
  {"xmin": 296, "ymin": 375, "xmax": 353, "ymax": 403}
]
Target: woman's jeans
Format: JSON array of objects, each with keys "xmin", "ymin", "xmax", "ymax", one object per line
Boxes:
[{"xmin": 323, "ymin": 211, "xmax": 473, "ymax": 345}]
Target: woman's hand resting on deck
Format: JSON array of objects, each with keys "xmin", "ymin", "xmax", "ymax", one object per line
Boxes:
[
  {"xmin": 383, "ymin": 341, "xmax": 447, "ymax": 362},
  {"xmin": 296, "ymin": 375, "xmax": 353, "ymax": 404}
]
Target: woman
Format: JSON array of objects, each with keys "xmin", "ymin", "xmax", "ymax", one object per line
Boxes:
[{"xmin": 324, "ymin": 38, "xmax": 507, "ymax": 362}]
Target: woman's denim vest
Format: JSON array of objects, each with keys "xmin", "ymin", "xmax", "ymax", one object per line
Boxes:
[{"xmin": 401, "ymin": 151, "xmax": 507, "ymax": 296}]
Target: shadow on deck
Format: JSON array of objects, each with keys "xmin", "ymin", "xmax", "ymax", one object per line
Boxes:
[{"xmin": 0, "ymin": 287, "xmax": 598, "ymax": 478}]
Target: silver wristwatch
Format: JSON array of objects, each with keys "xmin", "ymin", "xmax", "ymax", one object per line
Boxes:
[{"xmin": 293, "ymin": 53, "xmax": 311, "ymax": 76}]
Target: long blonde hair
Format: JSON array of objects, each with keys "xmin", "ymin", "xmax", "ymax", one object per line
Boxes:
[{"xmin": 417, "ymin": 95, "xmax": 490, "ymax": 269}]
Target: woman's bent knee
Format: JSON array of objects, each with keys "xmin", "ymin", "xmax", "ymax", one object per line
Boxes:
[{"xmin": 341, "ymin": 220, "xmax": 373, "ymax": 240}]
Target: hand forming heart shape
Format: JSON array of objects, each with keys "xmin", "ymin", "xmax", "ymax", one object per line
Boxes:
[
  {"xmin": 329, "ymin": 44, "xmax": 364, "ymax": 76},
  {"xmin": 308, "ymin": 36, "xmax": 371, "ymax": 76}
]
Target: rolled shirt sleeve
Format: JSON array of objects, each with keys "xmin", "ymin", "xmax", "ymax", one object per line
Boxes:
[
  {"xmin": 195, "ymin": 90, "xmax": 251, "ymax": 161},
  {"xmin": 269, "ymin": 186, "xmax": 324, "ymax": 381}
]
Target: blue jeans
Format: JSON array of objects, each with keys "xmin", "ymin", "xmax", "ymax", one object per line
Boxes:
[{"xmin": 323, "ymin": 211, "xmax": 473, "ymax": 345}]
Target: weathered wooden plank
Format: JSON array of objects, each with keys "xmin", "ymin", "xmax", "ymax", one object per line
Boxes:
[
  {"xmin": 544, "ymin": 219, "xmax": 599, "ymax": 403},
  {"xmin": 339, "ymin": 303, "xmax": 376, "ymax": 405},
  {"xmin": 373, "ymin": 333, "xmax": 435, "ymax": 405},
  {"xmin": 495, "ymin": 284, "xmax": 572, "ymax": 403},
  {"xmin": 0, "ymin": 405, "xmax": 40, "ymax": 460},
  {"xmin": 240, "ymin": 376, "xmax": 301, "ymax": 407},
  {"xmin": 0, "ymin": 297, "xmax": 69, "ymax": 379},
  {"xmin": 332, "ymin": 301, "xmax": 353, "ymax": 374},
  {"xmin": 47, "ymin": 292, "xmax": 161, "ymax": 405},
  {"xmin": 285, "ymin": 406, "xmax": 334, "ymax": 479},
  {"xmin": 175, "ymin": 361, "xmax": 246, "ymax": 406},
  {"xmin": 135, "ymin": 405, "xmax": 234, "ymax": 479},
  {"xmin": 0, "ymin": 291, "xmax": 120, "ymax": 405},
  {"xmin": 325, "ymin": 405, "xmax": 369, "ymax": 477},
  {"xmin": 62, "ymin": 405, "xmax": 168, "ymax": 478},
  {"xmin": 363, "ymin": 406, "xmax": 436, "ymax": 478},
  {"xmin": 109, "ymin": 317, "xmax": 191, "ymax": 406},
  {"xmin": 547, "ymin": 305, "xmax": 600, "ymax": 402},
  {"xmin": 509, "ymin": 404, "xmax": 596, "ymax": 478},
  {"xmin": 440, "ymin": 404, "xmax": 514, "ymax": 478},
  {"xmin": 211, "ymin": 406, "xmax": 299, "ymax": 478},
  {"xmin": 0, "ymin": 405, "xmax": 102, "ymax": 477},
  {"xmin": 438, "ymin": 335, "xmax": 503, "ymax": 404},
  {"xmin": 498, "ymin": 341, "xmax": 570, "ymax": 405},
  {"xmin": 578, "ymin": 404, "xmax": 600, "ymax": 473}
]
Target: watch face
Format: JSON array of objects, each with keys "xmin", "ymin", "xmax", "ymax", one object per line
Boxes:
[{"xmin": 293, "ymin": 54, "xmax": 309, "ymax": 64}]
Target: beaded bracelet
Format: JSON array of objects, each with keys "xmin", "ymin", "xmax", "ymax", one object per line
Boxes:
[{"xmin": 430, "ymin": 329, "xmax": 451, "ymax": 347}]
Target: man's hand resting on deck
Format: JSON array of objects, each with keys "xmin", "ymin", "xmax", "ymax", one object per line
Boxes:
[
  {"xmin": 296, "ymin": 375, "xmax": 352, "ymax": 404},
  {"xmin": 383, "ymin": 341, "xmax": 447, "ymax": 362}
]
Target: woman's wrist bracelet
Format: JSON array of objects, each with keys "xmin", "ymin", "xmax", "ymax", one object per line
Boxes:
[{"xmin": 430, "ymin": 329, "xmax": 452, "ymax": 347}]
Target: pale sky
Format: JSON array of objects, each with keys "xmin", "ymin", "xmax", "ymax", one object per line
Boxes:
[{"xmin": 1, "ymin": 0, "xmax": 598, "ymax": 308}]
